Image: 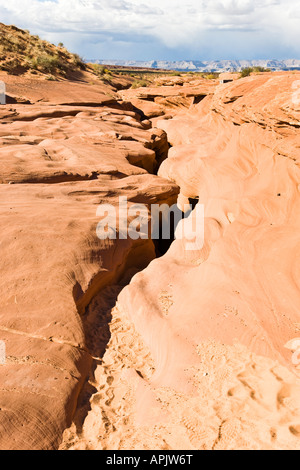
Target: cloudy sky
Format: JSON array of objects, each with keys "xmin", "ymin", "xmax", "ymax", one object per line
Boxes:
[{"xmin": 0, "ymin": 0, "xmax": 299, "ymax": 61}]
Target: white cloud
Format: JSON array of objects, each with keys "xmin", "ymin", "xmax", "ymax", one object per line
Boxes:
[{"xmin": 0, "ymin": 0, "xmax": 299, "ymax": 59}]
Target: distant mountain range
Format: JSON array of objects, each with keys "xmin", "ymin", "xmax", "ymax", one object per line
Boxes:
[{"xmin": 92, "ymin": 59, "xmax": 300, "ymax": 72}]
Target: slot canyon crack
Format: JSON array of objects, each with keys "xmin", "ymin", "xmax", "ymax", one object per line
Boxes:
[{"xmin": 61, "ymin": 72, "xmax": 300, "ymax": 451}]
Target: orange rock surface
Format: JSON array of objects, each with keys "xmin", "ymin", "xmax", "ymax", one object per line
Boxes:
[
  {"xmin": 106, "ymin": 72, "xmax": 300, "ymax": 450},
  {"xmin": 1, "ymin": 68, "xmax": 300, "ymax": 451},
  {"xmin": 62, "ymin": 72, "xmax": 300, "ymax": 451},
  {"xmin": 0, "ymin": 71, "xmax": 178, "ymax": 449}
]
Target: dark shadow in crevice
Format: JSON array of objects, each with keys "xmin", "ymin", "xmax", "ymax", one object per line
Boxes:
[
  {"xmin": 70, "ymin": 282, "xmax": 123, "ymax": 436},
  {"xmin": 154, "ymin": 197, "xmax": 199, "ymax": 257},
  {"xmin": 189, "ymin": 196, "xmax": 199, "ymax": 209},
  {"xmin": 153, "ymin": 204, "xmax": 190, "ymax": 257},
  {"xmin": 193, "ymin": 95, "xmax": 206, "ymax": 105},
  {"xmin": 6, "ymin": 94, "xmax": 31, "ymax": 105}
]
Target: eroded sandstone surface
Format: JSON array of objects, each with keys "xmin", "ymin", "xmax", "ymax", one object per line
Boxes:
[
  {"xmin": 61, "ymin": 72, "xmax": 300, "ymax": 451},
  {"xmin": 0, "ymin": 70, "xmax": 182, "ymax": 449},
  {"xmin": 0, "ymin": 68, "xmax": 300, "ymax": 450}
]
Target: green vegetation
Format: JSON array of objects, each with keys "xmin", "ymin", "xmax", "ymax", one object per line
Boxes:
[
  {"xmin": 71, "ymin": 53, "xmax": 86, "ymax": 70},
  {"xmin": 91, "ymin": 64, "xmax": 113, "ymax": 78},
  {"xmin": 27, "ymin": 54, "xmax": 67, "ymax": 74},
  {"xmin": 0, "ymin": 23, "xmax": 88, "ymax": 76},
  {"xmin": 206, "ymin": 73, "xmax": 220, "ymax": 80},
  {"xmin": 131, "ymin": 80, "xmax": 148, "ymax": 89},
  {"xmin": 253, "ymin": 66, "xmax": 271, "ymax": 72},
  {"xmin": 45, "ymin": 74, "xmax": 57, "ymax": 81},
  {"xmin": 240, "ymin": 66, "xmax": 271, "ymax": 78},
  {"xmin": 92, "ymin": 64, "xmax": 106, "ymax": 76},
  {"xmin": 240, "ymin": 67, "xmax": 253, "ymax": 78}
]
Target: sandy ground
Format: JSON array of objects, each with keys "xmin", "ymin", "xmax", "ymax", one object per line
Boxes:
[{"xmin": 60, "ymin": 289, "xmax": 300, "ymax": 450}]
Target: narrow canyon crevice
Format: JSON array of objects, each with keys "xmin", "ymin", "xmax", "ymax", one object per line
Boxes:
[
  {"xmin": 61, "ymin": 110, "xmax": 182, "ymax": 447},
  {"xmin": 59, "ymin": 91, "xmax": 211, "ymax": 450},
  {"xmin": 59, "ymin": 70, "xmax": 300, "ymax": 451}
]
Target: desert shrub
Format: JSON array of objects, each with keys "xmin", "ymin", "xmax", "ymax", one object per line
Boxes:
[
  {"xmin": 92, "ymin": 64, "xmax": 114, "ymax": 76},
  {"xmin": 2, "ymin": 34, "xmax": 26, "ymax": 53},
  {"xmin": 253, "ymin": 66, "xmax": 271, "ymax": 73},
  {"xmin": 102, "ymin": 73, "xmax": 113, "ymax": 81},
  {"xmin": 45, "ymin": 74, "xmax": 57, "ymax": 81},
  {"xmin": 0, "ymin": 24, "xmax": 88, "ymax": 76},
  {"xmin": 206, "ymin": 73, "xmax": 219, "ymax": 80},
  {"xmin": 253, "ymin": 66, "xmax": 264, "ymax": 73},
  {"xmin": 30, "ymin": 54, "xmax": 66, "ymax": 74},
  {"xmin": 240, "ymin": 67, "xmax": 253, "ymax": 78},
  {"xmin": 5, "ymin": 58, "xmax": 22, "ymax": 74},
  {"xmin": 240, "ymin": 66, "xmax": 271, "ymax": 78},
  {"xmin": 92, "ymin": 64, "xmax": 106, "ymax": 76},
  {"xmin": 71, "ymin": 53, "xmax": 86, "ymax": 70},
  {"xmin": 131, "ymin": 80, "xmax": 148, "ymax": 89}
]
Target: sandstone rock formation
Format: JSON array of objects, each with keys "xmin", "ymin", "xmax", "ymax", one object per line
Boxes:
[
  {"xmin": 0, "ymin": 69, "xmax": 179, "ymax": 449},
  {"xmin": 123, "ymin": 73, "xmax": 300, "ymax": 371},
  {"xmin": 61, "ymin": 72, "xmax": 300, "ymax": 451},
  {"xmin": 119, "ymin": 79, "xmax": 216, "ymax": 115},
  {"xmin": 1, "ymin": 63, "xmax": 300, "ymax": 451}
]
